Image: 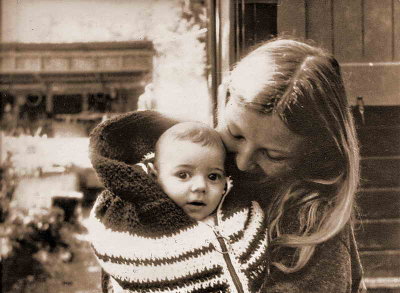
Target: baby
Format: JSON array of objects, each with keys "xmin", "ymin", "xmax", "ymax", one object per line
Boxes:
[
  {"xmin": 143, "ymin": 121, "xmax": 228, "ymax": 221},
  {"xmin": 89, "ymin": 118, "xmax": 269, "ymax": 293}
]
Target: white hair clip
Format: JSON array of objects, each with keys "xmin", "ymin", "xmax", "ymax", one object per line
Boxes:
[
  {"xmin": 142, "ymin": 152, "xmax": 155, "ymax": 161},
  {"xmin": 223, "ymin": 176, "xmax": 234, "ymax": 196}
]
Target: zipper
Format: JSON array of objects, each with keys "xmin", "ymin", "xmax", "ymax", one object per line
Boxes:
[
  {"xmin": 203, "ymin": 178, "xmax": 245, "ymax": 293},
  {"xmin": 212, "ymin": 214, "xmax": 245, "ymax": 293}
]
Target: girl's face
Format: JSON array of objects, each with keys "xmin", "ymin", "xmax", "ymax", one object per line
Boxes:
[{"xmin": 217, "ymin": 99, "xmax": 304, "ymax": 179}]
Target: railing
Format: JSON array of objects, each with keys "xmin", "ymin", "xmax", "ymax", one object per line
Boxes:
[{"xmin": 0, "ymin": 42, "xmax": 154, "ymax": 74}]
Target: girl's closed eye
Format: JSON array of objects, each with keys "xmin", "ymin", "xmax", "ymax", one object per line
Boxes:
[
  {"xmin": 259, "ymin": 149, "xmax": 287, "ymax": 162},
  {"xmin": 227, "ymin": 125, "xmax": 243, "ymax": 140}
]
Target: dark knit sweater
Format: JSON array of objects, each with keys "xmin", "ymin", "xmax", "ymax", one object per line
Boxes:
[
  {"xmin": 88, "ymin": 111, "xmax": 270, "ymax": 293},
  {"xmin": 89, "ymin": 110, "xmax": 364, "ymax": 293}
]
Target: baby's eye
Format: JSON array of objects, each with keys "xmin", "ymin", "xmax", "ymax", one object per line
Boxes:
[
  {"xmin": 208, "ymin": 173, "xmax": 222, "ymax": 181},
  {"xmin": 176, "ymin": 172, "xmax": 190, "ymax": 179}
]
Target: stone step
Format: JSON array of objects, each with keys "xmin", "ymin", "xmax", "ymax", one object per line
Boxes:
[
  {"xmin": 361, "ymin": 157, "xmax": 400, "ymax": 188},
  {"xmin": 363, "ymin": 277, "xmax": 400, "ymax": 293},
  {"xmin": 361, "ymin": 250, "xmax": 400, "ymax": 279},
  {"xmin": 357, "ymin": 188, "xmax": 400, "ymax": 219},
  {"xmin": 355, "ymin": 219, "xmax": 400, "ymax": 251},
  {"xmin": 357, "ymin": 126, "xmax": 400, "ymax": 157},
  {"xmin": 367, "ymin": 288, "xmax": 400, "ymax": 293}
]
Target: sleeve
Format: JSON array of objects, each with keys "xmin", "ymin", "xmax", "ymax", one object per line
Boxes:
[
  {"xmin": 89, "ymin": 110, "xmax": 195, "ymax": 234},
  {"xmin": 262, "ymin": 224, "xmax": 364, "ymax": 293}
]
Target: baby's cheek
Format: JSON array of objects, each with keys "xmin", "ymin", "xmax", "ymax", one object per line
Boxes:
[{"xmin": 218, "ymin": 183, "xmax": 226, "ymax": 195}]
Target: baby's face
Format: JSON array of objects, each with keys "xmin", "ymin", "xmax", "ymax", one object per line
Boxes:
[{"xmin": 156, "ymin": 140, "xmax": 226, "ymax": 220}]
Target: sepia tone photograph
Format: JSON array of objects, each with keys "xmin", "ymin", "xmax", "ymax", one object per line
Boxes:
[{"xmin": 0, "ymin": 0, "xmax": 399, "ymax": 292}]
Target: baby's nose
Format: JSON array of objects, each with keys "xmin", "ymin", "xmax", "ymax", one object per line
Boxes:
[{"xmin": 191, "ymin": 176, "xmax": 207, "ymax": 193}]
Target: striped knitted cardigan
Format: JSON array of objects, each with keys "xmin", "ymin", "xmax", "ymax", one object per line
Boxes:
[{"xmin": 87, "ymin": 111, "xmax": 270, "ymax": 293}]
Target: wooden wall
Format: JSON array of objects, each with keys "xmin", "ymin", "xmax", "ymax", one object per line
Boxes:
[{"xmin": 278, "ymin": 0, "xmax": 400, "ymax": 105}]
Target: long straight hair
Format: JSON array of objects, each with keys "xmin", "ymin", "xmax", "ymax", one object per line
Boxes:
[{"xmin": 231, "ymin": 39, "xmax": 360, "ymax": 273}]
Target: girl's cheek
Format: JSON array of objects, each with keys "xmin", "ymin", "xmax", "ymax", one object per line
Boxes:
[
  {"xmin": 255, "ymin": 160, "xmax": 270, "ymax": 176},
  {"xmin": 217, "ymin": 128, "xmax": 234, "ymax": 151},
  {"xmin": 222, "ymin": 136, "xmax": 237, "ymax": 152},
  {"xmin": 259, "ymin": 161, "xmax": 293, "ymax": 178}
]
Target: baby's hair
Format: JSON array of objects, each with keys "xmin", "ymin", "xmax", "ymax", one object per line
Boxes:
[{"xmin": 155, "ymin": 121, "xmax": 226, "ymax": 165}]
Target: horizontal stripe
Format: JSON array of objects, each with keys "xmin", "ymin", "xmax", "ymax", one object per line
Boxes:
[
  {"xmin": 98, "ymin": 249, "xmax": 226, "ymax": 282},
  {"xmin": 218, "ymin": 202, "xmax": 262, "ymax": 249},
  {"xmin": 88, "ymin": 214, "xmax": 217, "ymax": 260},
  {"xmin": 230, "ymin": 202, "xmax": 265, "ymax": 261},
  {"xmin": 111, "ymin": 276, "xmax": 230, "ymax": 293},
  {"xmin": 229, "ymin": 230, "xmax": 244, "ymax": 244},
  {"xmin": 244, "ymin": 247, "xmax": 270, "ymax": 279},
  {"xmin": 218, "ymin": 208, "xmax": 249, "ymax": 236},
  {"xmin": 93, "ymin": 242, "xmax": 215, "ymax": 266},
  {"xmin": 114, "ymin": 266, "xmax": 225, "ymax": 292},
  {"xmin": 238, "ymin": 218, "xmax": 268, "ymax": 264},
  {"xmin": 90, "ymin": 197, "xmax": 267, "ymax": 292},
  {"xmin": 242, "ymin": 234, "xmax": 269, "ymax": 270},
  {"xmin": 188, "ymin": 283, "xmax": 230, "ymax": 293}
]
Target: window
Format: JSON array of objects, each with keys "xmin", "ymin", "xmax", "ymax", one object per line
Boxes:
[{"xmin": 234, "ymin": 0, "xmax": 278, "ymax": 58}]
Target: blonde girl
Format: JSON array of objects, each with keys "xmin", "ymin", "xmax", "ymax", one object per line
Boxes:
[{"xmin": 217, "ymin": 38, "xmax": 364, "ymax": 292}]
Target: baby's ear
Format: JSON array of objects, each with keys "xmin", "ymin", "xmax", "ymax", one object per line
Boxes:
[
  {"xmin": 223, "ymin": 176, "xmax": 233, "ymax": 195},
  {"xmin": 147, "ymin": 162, "xmax": 158, "ymax": 179}
]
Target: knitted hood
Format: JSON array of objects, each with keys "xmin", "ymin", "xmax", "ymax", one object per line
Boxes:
[{"xmin": 89, "ymin": 110, "xmax": 196, "ymax": 236}]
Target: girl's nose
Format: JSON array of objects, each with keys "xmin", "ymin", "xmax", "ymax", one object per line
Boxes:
[
  {"xmin": 191, "ymin": 176, "xmax": 207, "ymax": 193},
  {"xmin": 236, "ymin": 144, "xmax": 256, "ymax": 171}
]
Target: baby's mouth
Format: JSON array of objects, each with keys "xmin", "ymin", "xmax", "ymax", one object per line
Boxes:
[{"xmin": 188, "ymin": 201, "xmax": 206, "ymax": 206}]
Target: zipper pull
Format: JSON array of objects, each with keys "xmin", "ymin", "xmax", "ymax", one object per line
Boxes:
[
  {"xmin": 212, "ymin": 226, "xmax": 234, "ymax": 254},
  {"xmin": 213, "ymin": 226, "xmax": 228, "ymax": 242}
]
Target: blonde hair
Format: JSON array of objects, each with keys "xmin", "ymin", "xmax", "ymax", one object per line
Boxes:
[{"xmin": 230, "ymin": 39, "xmax": 360, "ymax": 273}]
